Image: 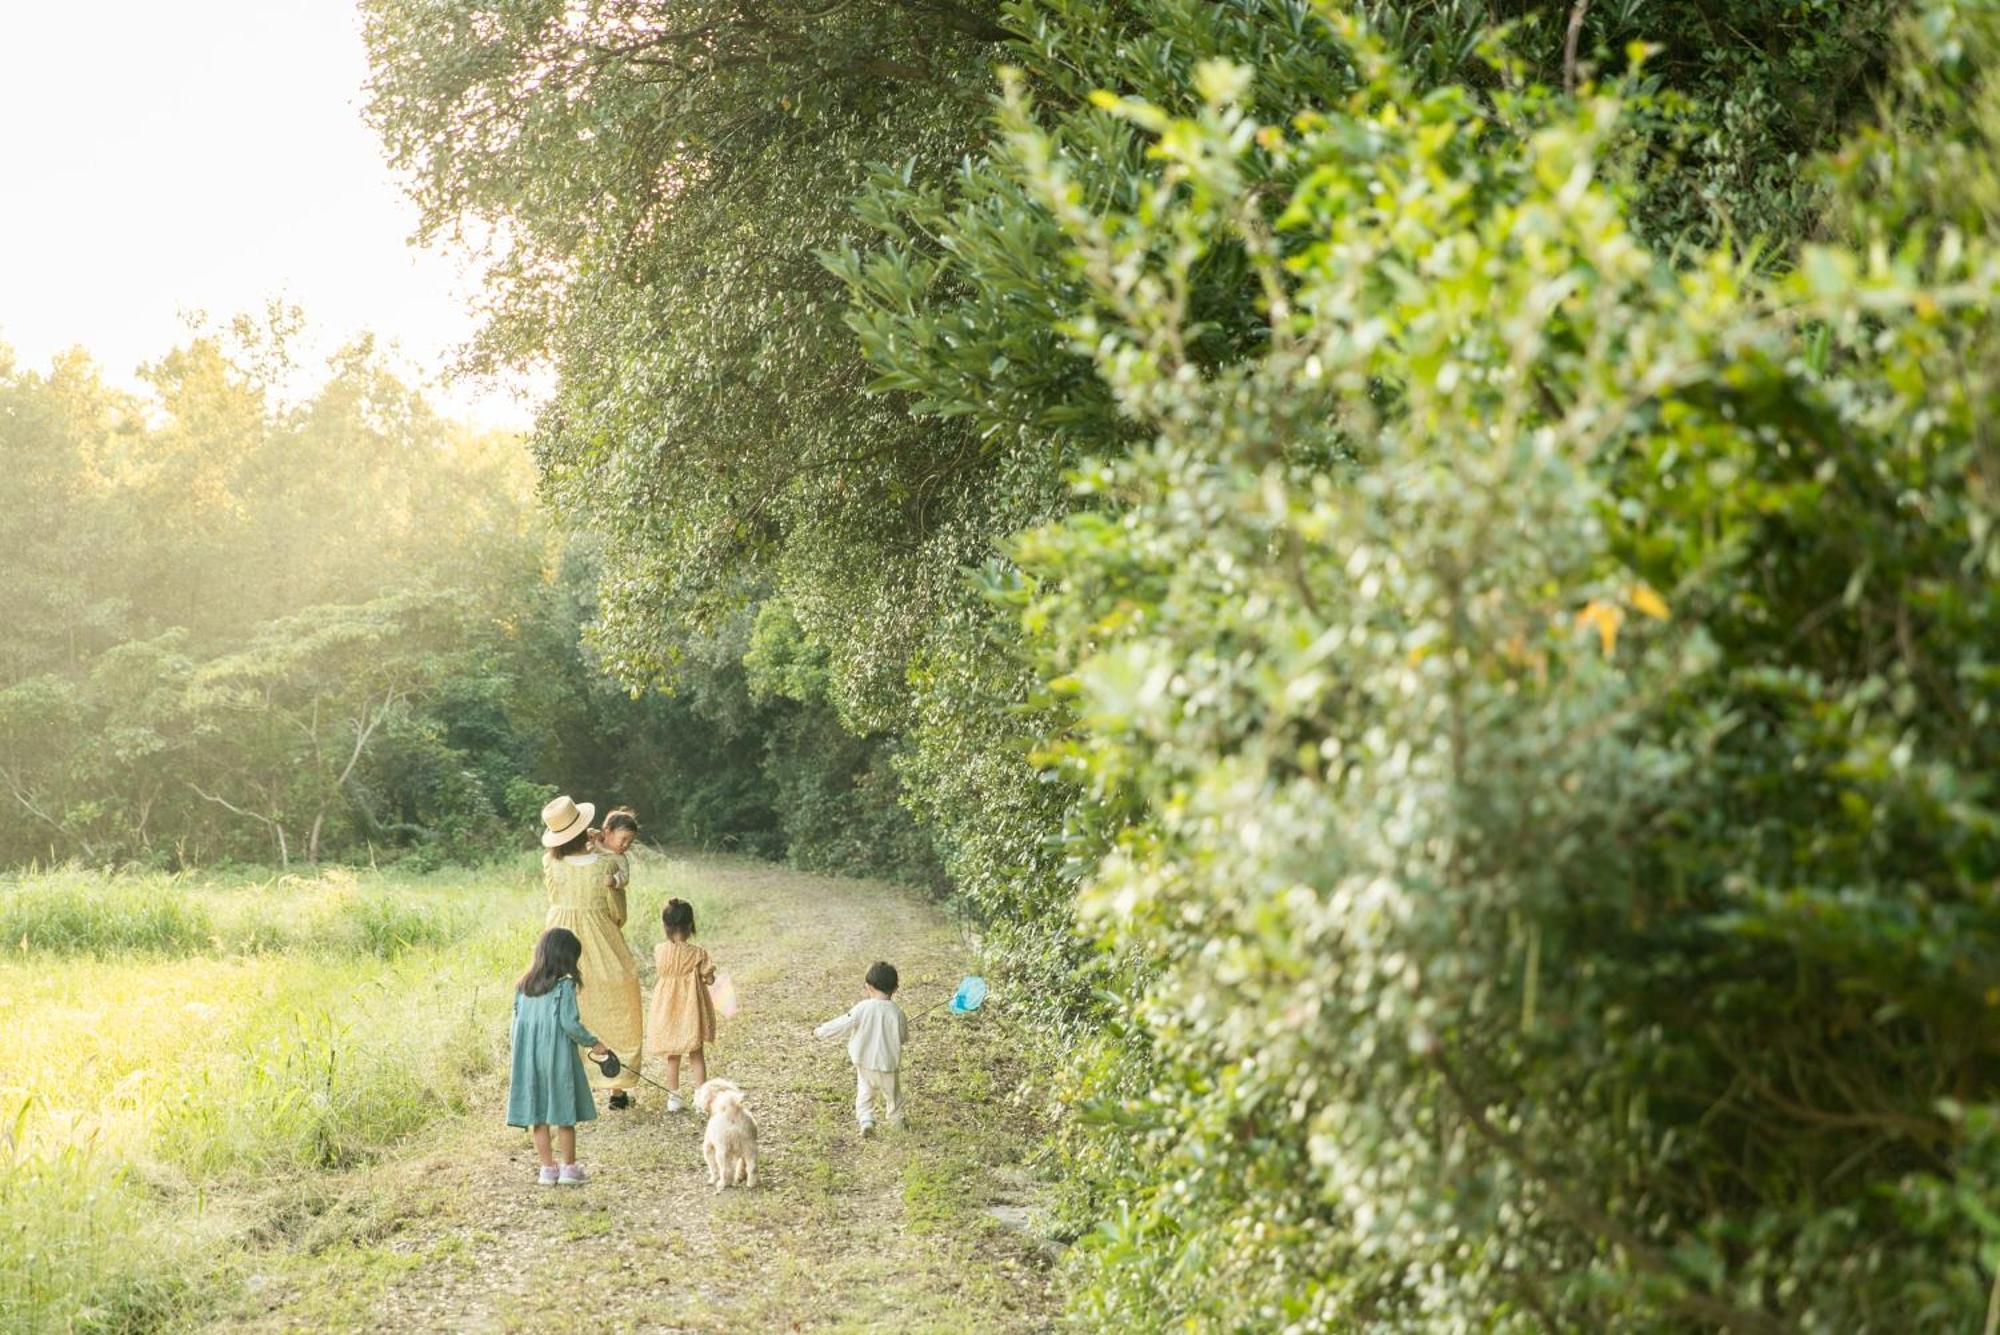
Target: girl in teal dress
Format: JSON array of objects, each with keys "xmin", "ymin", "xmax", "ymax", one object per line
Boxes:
[{"xmin": 509, "ymin": 927, "xmax": 609, "ymax": 1185}]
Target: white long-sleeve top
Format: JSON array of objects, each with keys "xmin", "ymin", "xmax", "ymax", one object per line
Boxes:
[{"xmin": 815, "ymin": 996, "xmax": 908, "ymax": 1073}]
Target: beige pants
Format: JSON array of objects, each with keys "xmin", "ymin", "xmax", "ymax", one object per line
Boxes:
[{"xmin": 855, "ymin": 1067, "xmax": 903, "ymax": 1128}]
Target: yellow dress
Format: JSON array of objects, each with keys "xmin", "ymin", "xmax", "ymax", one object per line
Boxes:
[
  {"xmin": 647, "ymin": 940, "xmax": 717, "ymax": 1057},
  {"xmin": 600, "ymin": 848, "xmax": 631, "ymax": 895},
  {"xmin": 543, "ymin": 853, "xmax": 642, "ymax": 1092}
]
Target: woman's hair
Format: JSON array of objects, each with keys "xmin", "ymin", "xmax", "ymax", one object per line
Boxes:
[
  {"xmin": 661, "ymin": 898, "xmax": 696, "ymax": 939},
  {"xmin": 518, "ymin": 927, "xmax": 584, "ymax": 997},
  {"xmin": 546, "ymin": 827, "xmax": 591, "ymax": 859},
  {"xmin": 865, "ymin": 960, "xmax": 899, "ymax": 996},
  {"xmin": 602, "ymin": 806, "xmax": 639, "ymax": 835}
]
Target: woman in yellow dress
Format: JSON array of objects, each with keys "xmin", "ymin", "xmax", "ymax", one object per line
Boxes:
[{"xmin": 539, "ymin": 795, "xmax": 644, "ymax": 1109}]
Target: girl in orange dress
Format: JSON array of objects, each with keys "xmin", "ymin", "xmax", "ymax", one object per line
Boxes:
[{"xmin": 646, "ymin": 898, "xmax": 717, "ymax": 1112}]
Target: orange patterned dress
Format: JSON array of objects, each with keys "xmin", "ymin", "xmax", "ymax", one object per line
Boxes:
[{"xmin": 647, "ymin": 939, "xmax": 717, "ymax": 1057}]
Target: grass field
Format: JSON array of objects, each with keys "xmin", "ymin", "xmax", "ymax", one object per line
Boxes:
[
  {"xmin": 0, "ymin": 854, "xmax": 1058, "ymax": 1332},
  {"xmin": 0, "ymin": 858, "xmax": 544, "ymax": 1331}
]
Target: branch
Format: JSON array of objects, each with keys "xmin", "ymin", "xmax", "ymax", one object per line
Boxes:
[
  {"xmin": 1284, "ymin": 529, "xmax": 1325, "ymax": 620},
  {"xmin": 1428, "ymin": 1047, "xmax": 1791, "ymax": 1334},
  {"xmin": 1564, "ymin": 0, "xmax": 1592, "ymax": 93},
  {"xmin": 332, "ymin": 689, "xmax": 400, "ymax": 794},
  {"xmin": 187, "ymin": 781, "xmax": 277, "ymax": 829},
  {"xmin": 586, "ymin": 23, "xmax": 729, "ymax": 63},
  {"xmin": 1702, "ymin": 1024, "xmax": 1951, "ymax": 1154},
  {"xmin": 854, "ymin": 56, "xmax": 932, "ymax": 81},
  {"xmin": 908, "ymin": 0, "xmax": 1015, "ymax": 42},
  {"xmin": 771, "ymin": 0, "xmax": 861, "ymax": 20},
  {"xmin": 1, "ymin": 771, "xmax": 69, "ymax": 834}
]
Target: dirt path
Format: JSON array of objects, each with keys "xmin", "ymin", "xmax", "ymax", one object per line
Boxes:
[{"xmin": 220, "ymin": 855, "xmax": 1060, "ymax": 1333}]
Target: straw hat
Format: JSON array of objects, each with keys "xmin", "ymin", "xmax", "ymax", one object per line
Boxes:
[{"xmin": 540, "ymin": 794, "xmax": 595, "ymax": 847}]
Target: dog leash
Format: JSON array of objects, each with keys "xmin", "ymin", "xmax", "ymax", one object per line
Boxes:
[{"xmin": 586, "ymin": 1049, "xmax": 678, "ymax": 1096}]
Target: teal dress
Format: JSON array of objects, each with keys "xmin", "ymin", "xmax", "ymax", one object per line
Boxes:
[{"xmin": 507, "ymin": 978, "xmax": 600, "ymax": 1128}]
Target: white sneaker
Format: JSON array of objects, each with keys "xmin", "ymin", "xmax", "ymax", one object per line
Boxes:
[
  {"xmin": 667, "ymin": 1092, "xmax": 683, "ymax": 1113},
  {"xmin": 536, "ymin": 1165, "xmax": 559, "ymax": 1186},
  {"xmin": 557, "ymin": 1163, "xmax": 589, "ymax": 1185}
]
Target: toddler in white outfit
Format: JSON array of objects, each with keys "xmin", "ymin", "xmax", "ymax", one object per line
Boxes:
[{"xmin": 815, "ymin": 960, "xmax": 909, "ymax": 1136}]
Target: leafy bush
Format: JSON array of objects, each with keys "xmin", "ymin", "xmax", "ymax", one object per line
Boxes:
[{"xmin": 955, "ymin": 8, "xmax": 2000, "ymax": 1327}]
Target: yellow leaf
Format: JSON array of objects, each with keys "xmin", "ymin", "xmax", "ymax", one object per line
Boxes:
[
  {"xmin": 1577, "ymin": 601, "xmax": 1623, "ymax": 657},
  {"xmin": 1631, "ymin": 583, "xmax": 1671, "ymax": 621},
  {"xmin": 1986, "ymin": 986, "xmax": 1999, "ymax": 1007}
]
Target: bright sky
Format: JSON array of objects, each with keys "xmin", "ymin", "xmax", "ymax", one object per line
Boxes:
[{"xmin": 0, "ymin": 0, "xmax": 537, "ymax": 429}]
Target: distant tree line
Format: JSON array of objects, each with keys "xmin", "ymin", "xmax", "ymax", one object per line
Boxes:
[{"xmin": 0, "ymin": 316, "xmax": 933, "ymax": 875}]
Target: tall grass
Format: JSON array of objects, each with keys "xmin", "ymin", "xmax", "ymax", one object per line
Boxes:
[
  {"xmin": 0, "ymin": 1109, "xmax": 201, "ymax": 1332},
  {"xmin": 336, "ymin": 895, "xmax": 466, "ymax": 959},
  {"xmin": 0, "ymin": 877, "xmax": 215, "ymax": 956},
  {"xmin": 157, "ymin": 1015, "xmax": 438, "ymax": 1178},
  {"xmin": 0, "ymin": 857, "xmax": 544, "ymax": 1326},
  {"xmin": 156, "ymin": 940, "xmax": 518, "ymax": 1179},
  {"xmin": 0, "ymin": 864, "xmax": 482, "ymax": 959}
]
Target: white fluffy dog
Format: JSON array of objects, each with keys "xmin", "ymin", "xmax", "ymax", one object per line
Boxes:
[{"xmin": 693, "ymin": 1077, "xmax": 758, "ymax": 1192}]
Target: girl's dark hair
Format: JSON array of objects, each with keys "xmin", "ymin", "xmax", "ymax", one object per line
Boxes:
[
  {"xmin": 518, "ymin": 927, "xmax": 584, "ymax": 997},
  {"xmin": 662, "ymin": 898, "xmax": 696, "ymax": 939},
  {"xmin": 547, "ymin": 828, "xmax": 591, "ymax": 859},
  {"xmin": 866, "ymin": 960, "xmax": 899, "ymax": 996},
  {"xmin": 603, "ymin": 806, "xmax": 639, "ymax": 835}
]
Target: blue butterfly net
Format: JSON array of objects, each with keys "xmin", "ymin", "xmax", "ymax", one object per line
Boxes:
[{"xmin": 949, "ymin": 975, "xmax": 988, "ymax": 1014}]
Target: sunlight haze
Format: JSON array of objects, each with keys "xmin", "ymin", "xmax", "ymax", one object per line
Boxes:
[{"xmin": 0, "ymin": 0, "xmax": 534, "ymax": 428}]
